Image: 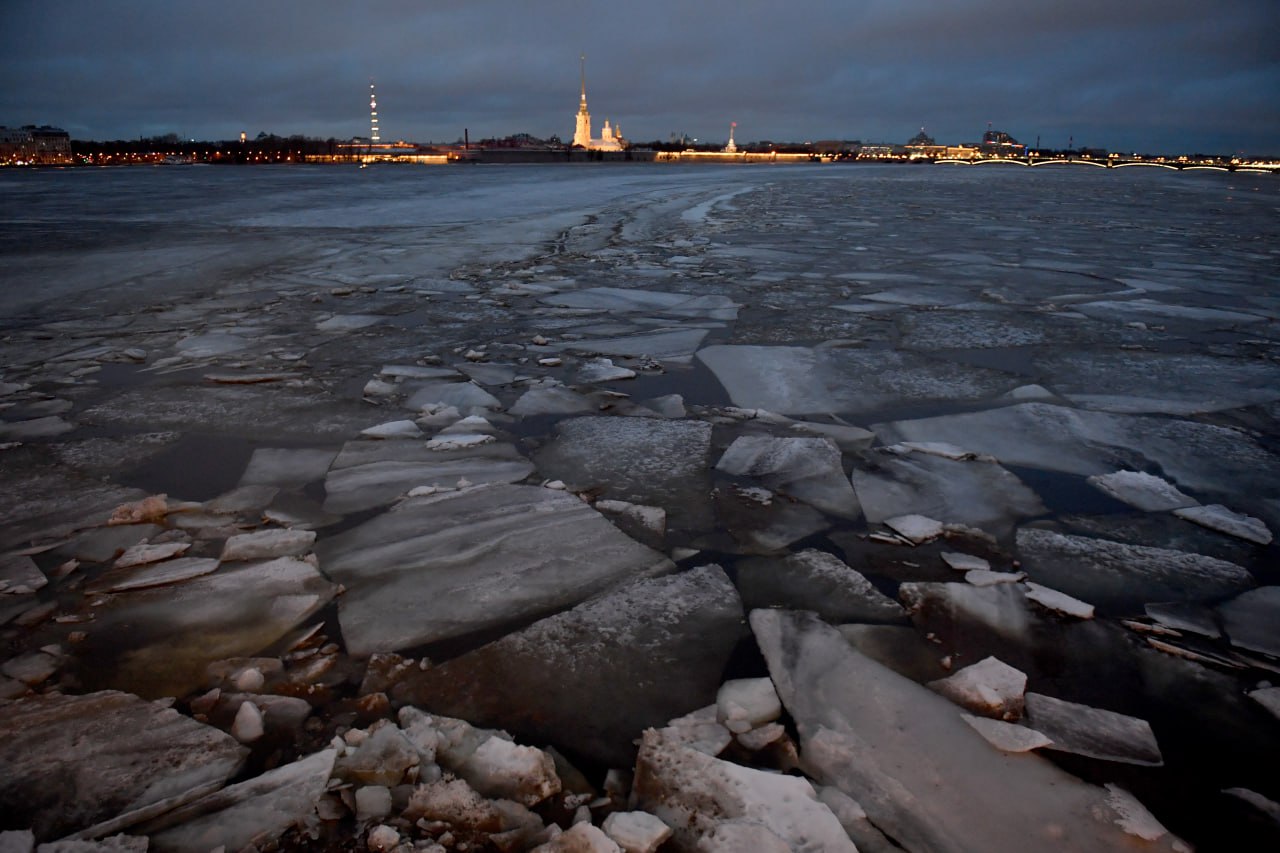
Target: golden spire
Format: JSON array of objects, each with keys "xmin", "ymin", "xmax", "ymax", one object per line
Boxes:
[{"xmin": 580, "ymin": 54, "xmax": 587, "ymax": 104}]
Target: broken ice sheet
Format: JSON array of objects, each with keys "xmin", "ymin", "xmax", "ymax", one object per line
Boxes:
[
  {"xmin": 697, "ymin": 344, "xmax": 1016, "ymax": 416},
  {"xmin": 534, "ymin": 416, "xmax": 712, "ymax": 530},
  {"xmin": 734, "ymin": 549, "xmax": 905, "ymax": 624},
  {"xmin": 750, "ymin": 609, "xmax": 1185, "ymax": 852},
  {"xmin": 389, "ymin": 565, "xmax": 741, "ymax": 767},
  {"xmin": 1087, "ymin": 470, "xmax": 1198, "ymax": 512},
  {"xmin": 322, "ymin": 438, "xmax": 534, "ymax": 514},
  {"xmin": 1216, "ymin": 587, "xmax": 1280, "ymax": 658},
  {"xmin": 1016, "ymin": 527, "xmax": 1254, "ymax": 614},
  {"xmin": 1174, "ymin": 504, "xmax": 1273, "ymax": 545},
  {"xmin": 315, "ymin": 483, "xmax": 673, "ymax": 656},
  {"xmin": 76, "ymin": 557, "xmax": 336, "ymax": 698},
  {"xmin": 716, "ymin": 435, "xmax": 860, "ymax": 519},
  {"xmin": 1023, "ymin": 692, "xmax": 1163, "ymax": 766},
  {"xmin": 852, "ymin": 447, "xmax": 1044, "ymax": 536},
  {"xmin": 0, "ymin": 690, "xmax": 246, "ymax": 841},
  {"xmin": 541, "ymin": 286, "xmax": 739, "ymax": 320},
  {"xmin": 238, "ymin": 447, "xmax": 338, "ymax": 488}
]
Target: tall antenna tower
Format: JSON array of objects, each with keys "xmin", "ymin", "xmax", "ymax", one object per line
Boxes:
[{"xmin": 370, "ymin": 81, "xmax": 380, "ymax": 144}]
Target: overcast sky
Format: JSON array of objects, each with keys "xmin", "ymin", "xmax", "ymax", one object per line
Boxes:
[{"xmin": 3, "ymin": 0, "xmax": 1277, "ymax": 154}]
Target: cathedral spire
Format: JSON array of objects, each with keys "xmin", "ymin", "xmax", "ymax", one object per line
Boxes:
[{"xmin": 579, "ymin": 54, "xmax": 587, "ymax": 105}]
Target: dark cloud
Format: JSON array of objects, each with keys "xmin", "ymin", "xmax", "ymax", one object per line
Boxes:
[{"xmin": 2, "ymin": 0, "xmax": 1277, "ymax": 153}]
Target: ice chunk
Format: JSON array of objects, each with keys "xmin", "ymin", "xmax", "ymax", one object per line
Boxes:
[
  {"xmin": 787, "ymin": 419, "xmax": 875, "ymax": 451},
  {"xmin": 1087, "ymin": 470, "xmax": 1198, "ymax": 511},
  {"xmin": 1016, "ymin": 528, "xmax": 1254, "ymax": 614},
  {"xmin": 90, "ymin": 557, "xmax": 220, "ymax": 593},
  {"xmin": 317, "ymin": 484, "xmax": 674, "ymax": 657},
  {"xmin": 716, "ymin": 435, "xmax": 859, "ymax": 519},
  {"xmin": 1023, "ymin": 582, "xmax": 1096, "ymax": 620},
  {"xmin": 532, "ymin": 822, "xmax": 621, "ymax": 852},
  {"xmin": 852, "ymin": 449, "xmax": 1044, "ymax": 535},
  {"xmin": 927, "ymin": 656, "xmax": 1027, "ymax": 720},
  {"xmin": 633, "ymin": 729, "xmax": 857, "ymax": 852},
  {"xmin": 1144, "ymin": 602, "xmax": 1221, "ymax": 638},
  {"xmin": 750, "ymin": 609, "xmax": 1186, "ymax": 851},
  {"xmin": 0, "ymin": 555, "xmax": 46, "ymax": 595},
  {"xmin": 884, "ymin": 514, "xmax": 944, "ymax": 544},
  {"xmin": 453, "ymin": 736, "xmax": 561, "ymax": 807},
  {"xmin": 220, "ymin": 528, "xmax": 315, "ymax": 561},
  {"xmin": 359, "ymin": 419, "xmax": 423, "ymax": 439},
  {"xmin": 941, "ymin": 552, "xmax": 990, "ymax": 572},
  {"xmin": 543, "ymin": 286, "xmax": 739, "ymax": 320},
  {"xmin": 735, "ymin": 549, "xmax": 905, "ymax": 623},
  {"xmin": 334, "ymin": 725, "xmax": 420, "ymax": 787},
  {"xmin": 1024, "ymin": 692, "xmax": 1163, "ymax": 765},
  {"xmin": 966, "ymin": 569, "xmax": 1025, "ymax": 587},
  {"xmin": 561, "ymin": 328, "xmax": 710, "ymax": 361},
  {"xmin": 874, "ymin": 403, "xmax": 1280, "ymax": 508},
  {"xmin": 405, "ymin": 380, "xmax": 501, "ymax": 411},
  {"xmin": 0, "ymin": 416, "xmax": 74, "ymax": 439},
  {"xmin": 239, "ymin": 447, "xmax": 338, "ymax": 488},
  {"xmin": 1174, "ymin": 504, "xmax": 1273, "ymax": 545},
  {"xmin": 322, "ymin": 439, "xmax": 534, "ymax": 514},
  {"xmin": 658, "ymin": 705, "xmax": 732, "ymax": 757},
  {"xmin": 0, "ymin": 691, "xmax": 245, "ymax": 841},
  {"xmin": 716, "ymin": 678, "xmax": 782, "ymax": 734},
  {"xmin": 534, "ymin": 417, "xmax": 712, "ymax": 529},
  {"xmin": 960, "ymin": 714, "xmax": 1054, "ymax": 752},
  {"xmin": 144, "ymin": 749, "xmax": 336, "ymax": 853},
  {"xmin": 601, "ymin": 811, "xmax": 671, "ymax": 853},
  {"xmin": 577, "ymin": 358, "xmax": 637, "ymax": 383},
  {"xmin": 77, "ymin": 557, "xmax": 336, "ymax": 698},
  {"xmin": 1247, "ymin": 686, "xmax": 1280, "ymax": 722},
  {"xmin": 389, "ymin": 566, "xmax": 740, "ymax": 767},
  {"xmin": 315, "ymin": 313, "xmax": 383, "ymax": 331},
  {"xmin": 175, "ymin": 332, "xmax": 249, "ymax": 357},
  {"xmin": 113, "ymin": 541, "xmax": 189, "ymax": 569},
  {"xmin": 697, "ymin": 344, "xmax": 1016, "ymax": 416},
  {"xmin": 1216, "ymin": 587, "xmax": 1280, "ymax": 657},
  {"xmin": 1034, "ymin": 351, "xmax": 1280, "ymax": 415},
  {"xmin": 509, "ymin": 384, "xmax": 593, "ymax": 416}
]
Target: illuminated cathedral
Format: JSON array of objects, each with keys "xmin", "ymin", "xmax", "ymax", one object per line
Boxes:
[{"xmin": 572, "ymin": 56, "xmax": 626, "ymax": 151}]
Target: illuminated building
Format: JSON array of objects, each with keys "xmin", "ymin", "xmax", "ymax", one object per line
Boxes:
[
  {"xmin": 723, "ymin": 122, "xmax": 738, "ymax": 153},
  {"xmin": 0, "ymin": 125, "xmax": 71, "ymax": 165},
  {"xmin": 572, "ymin": 56, "xmax": 626, "ymax": 151}
]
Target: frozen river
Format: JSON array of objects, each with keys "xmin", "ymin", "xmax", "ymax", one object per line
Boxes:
[{"xmin": 1, "ymin": 163, "xmax": 1279, "ymax": 850}]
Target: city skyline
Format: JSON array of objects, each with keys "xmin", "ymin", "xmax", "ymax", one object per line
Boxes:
[{"xmin": 2, "ymin": 0, "xmax": 1278, "ymax": 155}]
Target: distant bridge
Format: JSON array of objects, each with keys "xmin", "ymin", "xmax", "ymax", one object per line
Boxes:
[{"xmin": 933, "ymin": 156, "xmax": 1277, "ymax": 174}]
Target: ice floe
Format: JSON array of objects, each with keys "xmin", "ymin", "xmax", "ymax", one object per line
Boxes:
[
  {"xmin": 317, "ymin": 484, "xmax": 674, "ymax": 657},
  {"xmin": 1174, "ymin": 504, "xmax": 1273, "ymax": 545},
  {"xmin": 1016, "ymin": 527, "xmax": 1254, "ymax": 613},
  {"xmin": 734, "ymin": 548, "xmax": 905, "ymax": 623},
  {"xmin": 1023, "ymin": 692, "xmax": 1163, "ymax": 766},
  {"xmin": 852, "ymin": 446, "xmax": 1044, "ymax": 535},
  {"xmin": 1087, "ymin": 470, "xmax": 1198, "ymax": 511},
  {"xmin": 715, "ymin": 435, "xmax": 860, "ymax": 518},
  {"xmin": 751, "ymin": 609, "xmax": 1184, "ymax": 851},
  {"xmin": 697, "ymin": 344, "xmax": 1016, "ymax": 416},
  {"xmin": 387, "ymin": 566, "xmax": 739, "ymax": 766}
]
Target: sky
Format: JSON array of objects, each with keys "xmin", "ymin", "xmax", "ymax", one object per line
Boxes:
[{"xmin": 3, "ymin": 0, "xmax": 1277, "ymax": 155}]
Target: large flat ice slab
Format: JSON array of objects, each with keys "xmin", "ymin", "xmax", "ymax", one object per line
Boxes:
[
  {"xmin": 322, "ymin": 439, "xmax": 535, "ymax": 514},
  {"xmin": 873, "ymin": 403, "xmax": 1280, "ymax": 509},
  {"xmin": 533, "ymin": 416, "xmax": 712, "ymax": 529},
  {"xmin": 716, "ymin": 435, "xmax": 860, "ymax": 519},
  {"xmin": 852, "ymin": 447, "xmax": 1045, "ymax": 536},
  {"xmin": 78, "ymin": 557, "xmax": 336, "ymax": 698},
  {"xmin": 752, "ymin": 609, "xmax": 1185, "ymax": 852},
  {"xmin": 542, "ymin": 287, "xmax": 739, "ymax": 320},
  {"xmin": 697, "ymin": 345, "xmax": 1016, "ymax": 416},
  {"xmin": 390, "ymin": 565, "xmax": 741, "ymax": 766},
  {"xmin": 0, "ymin": 690, "xmax": 246, "ymax": 841},
  {"xmin": 316, "ymin": 483, "xmax": 674, "ymax": 656},
  {"xmin": 1016, "ymin": 528, "xmax": 1254, "ymax": 614}
]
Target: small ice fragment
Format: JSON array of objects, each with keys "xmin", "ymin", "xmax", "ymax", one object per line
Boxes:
[
  {"xmin": 716, "ymin": 678, "xmax": 782, "ymax": 734},
  {"xmin": 113, "ymin": 541, "xmax": 190, "ymax": 569},
  {"xmin": 425, "ymin": 433, "xmax": 495, "ymax": 451},
  {"xmin": 1173, "ymin": 504, "xmax": 1272, "ymax": 545},
  {"xmin": 941, "ymin": 552, "xmax": 990, "ymax": 572},
  {"xmin": 1087, "ymin": 470, "xmax": 1198, "ymax": 511},
  {"xmin": 1024, "ymin": 582, "xmax": 1095, "ymax": 619},
  {"xmin": 1024, "ymin": 693, "xmax": 1162, "ymax": 765},
  {"xmin": 884, "ymin": 514, "xmax": 944, "ymax": 544},
  {"xmin": 960, "ymin": 714, "xmax": 1053, "ymax": 752},
  {"xmin": 360, "ymin": 420, "xmax": 423, "ymax": 439},
  {"xmin": 966, "ymin": 570, "xmax": 1025, "ymax": 587},
  {"xmin": 232, "ymin": 700, "xmax": 264, "ymax": 743},
  {"xmin": 1104, "ymin": 784, "xmax": 1170, "ymax": 841},
  {"xmin": 1247, "ymin": 686, "xmax": 1280, "ymax": 722},
  {"xmin": 928, "ymin": 656, "xmax": 1028, "ymax": 720}
]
